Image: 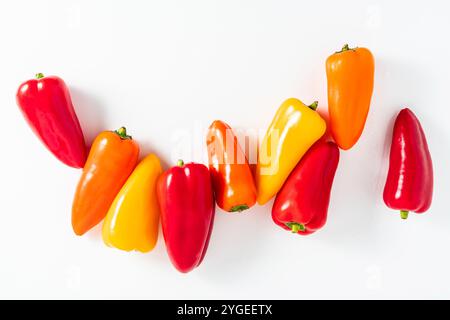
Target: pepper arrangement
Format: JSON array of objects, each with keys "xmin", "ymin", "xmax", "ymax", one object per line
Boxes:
[{"xmin": 15, "ymin": 44, "xmax": 434, "ymax": 273}]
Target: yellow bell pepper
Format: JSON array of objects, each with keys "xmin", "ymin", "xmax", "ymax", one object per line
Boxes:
[
  {"xmin": 256, "ymin": 98, "xmax": 326, "ymax": 205},
  {"xmin": 102, "ymin": 153, "xmax": 162, "ymax": 253}
]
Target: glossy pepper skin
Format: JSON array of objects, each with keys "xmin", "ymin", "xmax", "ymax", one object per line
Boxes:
[
  {"xmin": 102, "ymin": 154, "xmax": 162, "ymax": 252},
  {"xmin": 256, "ymin": 98, "xmax": 326, "ymax": 205},
  {"xmin": 206, "ymin": 120, "xmax": 256, "ymax": 212},
  {"xmin": 16, "ymin": 73, "xmax": 86, "ymax": 168},
  {"xmin": 272, "ymin": 141, "xmax": 339, "ymax": 235},
  {"xmin": 157, "ymin": 160, "xmax": 215, "ymax": 273},
  {"xmin": 383, "ymin": 108, "xmax": 433, "ymax": 219},
  {"xmin": 326, "ymin": 44, "xmax": 374, "ymax": 150},
  {"xmin": 72, "ymin": 127, "xmax": 139, "ymax": 235}
]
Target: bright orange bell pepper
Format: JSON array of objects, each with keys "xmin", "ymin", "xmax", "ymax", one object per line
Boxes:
[
  {"xmin": 206, "ymin": 120, "xmax": 256, "ymax": 212},
  {"xmin": 326, "ymin": 44, "xmax": 374, "ymax": 150},
  {"xmin": 72, "ymin": 127, "xmax": 140, "ymax": 235}
]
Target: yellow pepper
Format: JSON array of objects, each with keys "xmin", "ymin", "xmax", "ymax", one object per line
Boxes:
[
  {"xmin": 102, "ymin": 153, "xmax": 162, "ymax": 253},
  {"xmin": 256, "ymin": 98, "xmax": 326, "ymax": 205}
]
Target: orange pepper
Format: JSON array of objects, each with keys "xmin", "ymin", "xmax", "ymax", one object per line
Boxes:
[
  {"xmin": 326, "ymin": 44, "xmax": 374, "ymax": 150},
  {"xmin": 206, "ymin": 120, "xmax": 256, "ymax": 212},
  {"xmin": 72, "ymin": 127, "xmax": 140, "ymax": 235}
]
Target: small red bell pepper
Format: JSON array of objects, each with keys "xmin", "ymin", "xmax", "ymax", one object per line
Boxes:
[
  {"xmin": 16, "ymin": 73, "xmax": 87, "ymax": 168},
  {"xmin": 383, "ymin": 108, "xmax": 433, "ymax": 219},
  {"xmin": 272, "ymin": 141, "xmax": 340, "ymax": 235},
  {"xmin": 157, "ymin": 160, "xmax": 215, "ymax": 273}
]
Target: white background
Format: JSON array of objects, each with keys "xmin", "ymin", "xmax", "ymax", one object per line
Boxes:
[{"xmin": 1, "ymin": 0, "xmax": 449, "ymax": 299}]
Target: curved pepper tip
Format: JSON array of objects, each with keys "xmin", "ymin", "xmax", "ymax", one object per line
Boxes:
[{"xmin": 72, "ymin": 222, "xmax": 86, "ymax": 236}]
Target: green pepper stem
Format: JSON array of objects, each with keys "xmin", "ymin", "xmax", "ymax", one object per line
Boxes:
[
  {"xmin": 114, "ymin": 126, "xmax": 132, "ymax": 140},
  {"xmin": 286, "ymin": 222, "xmax": 306, "ymax": 233},
  {"xmin": 230, "ymin": 204, "xmax": 249, "ymax": 212},
  {"xmin": 400, "ymin": 210, "xmax": 409, "ymax": 220},
  {"xmin": 308, "ymin": 101, "xmax": 319, "ymax": 111},
  {"xmin": 336, "ymin": 44, "xmax": 357, "ymax": 54},
  {"xmin": 177, "ymin": 159, "xmax": 184, "ymax": 167},
  {"xmin": 35, "ymin": 73, "xmax": 45, "ymax": 79}
]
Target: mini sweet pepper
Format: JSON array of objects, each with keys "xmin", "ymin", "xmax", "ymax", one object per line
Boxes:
[
  {"xmin": 207, "ymin": 120, "xmax": 256, "ymax": 212},
  {"xmin": 256, "ymin": 98, "xmax": 326, "ymax": 205},
  {"xmin": 383, "ymin": 108, "xmax": 433, "ymax": 219},
  {"xmin": 157, "ymin": 160, "xmax": 215, "ymax": 273},
  {"xmin": 272, "ymin": 141, "xmax": 340, "ymax": 235},
  {"xmin": 72, "ymin": 127, "xmax": 139, "ymax": 235},
  {"xmin": 326, "ymin": 44, "xmax": 375, "ymax": 150},
  {"xmin": 102, "ymin": 153, "xmax": 162, "ymax": 252},
  {"xmin": 16, "ymin": 73, "xmax": 87, "ymax": 168}
]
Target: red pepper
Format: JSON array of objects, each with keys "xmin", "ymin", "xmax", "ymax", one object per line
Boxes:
[
  {"xmin": 157, "ymin": 160, "xmax": 215, "ymax": 273},
  {"xmin": 383, "ymin": 108, "xmax": 433, "ymax": 219},
  {"xmin": 16, "ymin": 73, "xmax": 86, "ymax": 168},
  {"xmin": 272, "ymin": 141, "xmax": 340, "ymax": 235}
]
